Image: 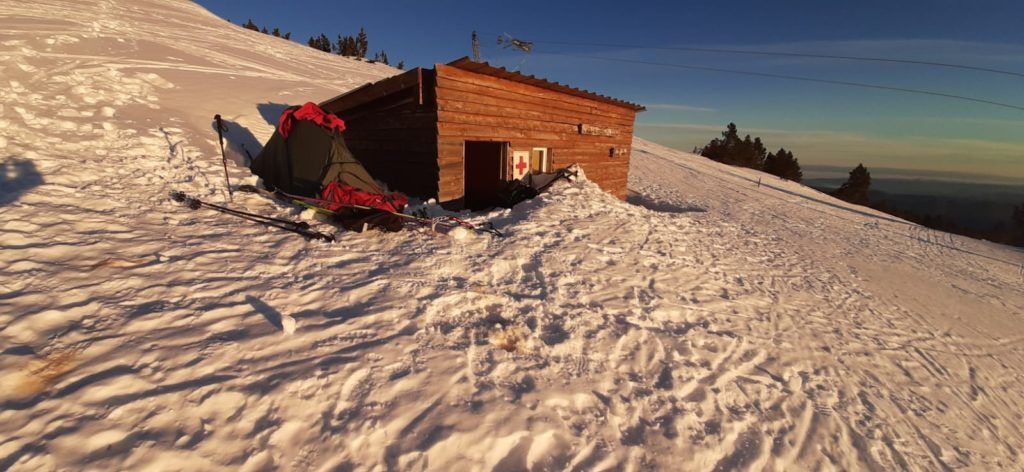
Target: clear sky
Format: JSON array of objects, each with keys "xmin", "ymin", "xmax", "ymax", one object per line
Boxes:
[{"xmin": 196, "ymin": 0, "xmax": 1024, "ymax": 180}]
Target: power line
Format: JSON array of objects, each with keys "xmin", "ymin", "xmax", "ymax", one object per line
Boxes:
[
  {"xmin": 546, "ymin": 53, "xmax": 1024, "ymax": 112},
  {"xmin": 535, "ymin": 40, "xmax": 1024, "ymax": 79}
]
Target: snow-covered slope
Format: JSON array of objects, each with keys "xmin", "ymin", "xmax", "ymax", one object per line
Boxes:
[{"xmin": 2, "ymin": 1, "xmax": 1023, "ymax": 470}]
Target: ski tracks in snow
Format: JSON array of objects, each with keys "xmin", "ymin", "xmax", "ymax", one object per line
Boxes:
[
  {"xmin": 3, "ymin": 1, "xmax": 1024, "ymax": 470},
  {"xmin": 0, "ymin": 2, "xmax": 391, "ymax": 469},
  {"xmin": 627, "ymin": 140, "xmax": 1024, "ymax": 470}
]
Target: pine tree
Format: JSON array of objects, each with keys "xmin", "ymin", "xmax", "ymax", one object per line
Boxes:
[
  {"xmin": 700, "ymin": 122, "xmax": 742, "ymax": 165},
  {"xmin": 261, "ymin": 27, "xmax": 268, "ymax": 34},
  {"xmin": 283, "ymin": 32, "xmax": 291, "ymax": 40},
  {"xmin": 356, "ymin": 27, "xmax": 368, "ymax": 58},
  {"xmin": 271, "ymin": 27, "xmax": 281, "ymax": 37},
  {"xmin": 373, "ymin": 50, "xmax": 389, "ymax": 65},
  {"xmin": 763, "ymin": 148, "xmax": 803, "ymax": 182},
  {"xmin": 309, "ymin": 34, "xmax": 332, "ymax": 52},
  {"xmin": 242, "ymin": 19, "xmax": 259, "ymax": 31},
  {"xmin": 833, "ymin": 164, "xmax": 871, "ymax": 206},
  {"xmin": 335, "ymin": 34, "xmax": 359, "ymax": 55},
  {"xmin": 787, "ymin": 152, "xmax": 803, "ymax": 183},
  {"xmin": 1012, "ymin": 202, "xmax": 1024, "ymax": 246},
  {"xmin": 318, "ymin": 34, "xmax": 331, "ymax": 52},
  {"xmin": 735, "ymin": 135, "xmax": 766, "ymax": 168},
  {"xmin": 396, "ymin": 60, "xmax": 405, "ymax": 70},
  {"xmin": 750, "ymin": 137, "xmax": 767, "ymax": 169}
]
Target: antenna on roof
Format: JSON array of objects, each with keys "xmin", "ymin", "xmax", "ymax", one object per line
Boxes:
[
  {"xmin": 471, "ymin": 31, "xmax": 482, "ymax": 62},
  {"xmin": 497, "ymin": 33, "xmax": 533, "ymax": 53},
  {"xmin": 497, "ymin": 33, "xmax": 533, "ymax": 72}
]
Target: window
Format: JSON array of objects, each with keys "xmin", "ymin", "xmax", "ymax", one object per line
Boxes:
[{"xmin": 530, "ymin": 148, "xmax": 549, "ymax": 174}]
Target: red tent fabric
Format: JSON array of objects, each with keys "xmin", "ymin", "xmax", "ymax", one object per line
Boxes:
[
  {"xmin": 321, "ymin": 181, "xmax": 408, "ymax": 214},
  {"xmin": 278, "ymin": 102, "xmax": 346, "ymax": 138}
]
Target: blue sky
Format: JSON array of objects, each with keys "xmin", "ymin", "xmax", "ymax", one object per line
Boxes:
[{"xmin": 197, "ymin": 0, "xmax": 1024, "ymax": 180}]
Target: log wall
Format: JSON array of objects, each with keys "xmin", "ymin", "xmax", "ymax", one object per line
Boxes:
[
  {"xmin": 321, "ymin": 64, "xmax": 639, "ymax": 205},
  {"xmin": 433, "ymin": 63, "xmax": 636, "ymax": 202}
]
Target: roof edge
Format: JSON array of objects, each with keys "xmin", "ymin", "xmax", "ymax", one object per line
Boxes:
[
  {"xmin": 443, "ymin": 56, "xmax": 645, "ymax": 112},
  {"xmin": 318, "ymin": 67, "xmax": 423, "ymax": 112}
]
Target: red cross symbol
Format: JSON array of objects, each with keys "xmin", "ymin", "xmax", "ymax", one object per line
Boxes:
[{"xmin": 515, "ymin": 155, "xmax": 528, "ymax": 174}]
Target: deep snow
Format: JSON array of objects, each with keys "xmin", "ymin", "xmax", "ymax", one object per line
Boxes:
[{"xmin": 2, "ymin": 1, "xmax": 1023, "ymax": 471}]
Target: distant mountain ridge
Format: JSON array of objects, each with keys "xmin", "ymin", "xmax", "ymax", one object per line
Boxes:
[{"xmin": 802, "ymin": 164, "xmax": 1024, "ymax": 186}]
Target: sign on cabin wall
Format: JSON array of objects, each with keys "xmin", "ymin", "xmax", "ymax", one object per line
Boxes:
[
  {"xmin": 609, "ymin": 146, "xmax": 629, "ymax": 158},
  {"xmin": 511, "ymin": 150, "xmax": 530, "ymax": 180},
  {"xmin": 578, "ymin": 123, "xmax": 615, "ymax": 137}
]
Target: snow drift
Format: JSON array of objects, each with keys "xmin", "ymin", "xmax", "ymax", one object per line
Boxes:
[{"xmin": 2, "ymin": 1, "xmax": 1023, "ymax": 470}]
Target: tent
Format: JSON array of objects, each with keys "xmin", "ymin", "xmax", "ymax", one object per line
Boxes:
[
  {"xmin": 250, "ymin": 103, "xmax": 380, "ymax": 198},
  {"xmin": 249, "ymin": 103, "xmax": 407, "ymax": 231}
]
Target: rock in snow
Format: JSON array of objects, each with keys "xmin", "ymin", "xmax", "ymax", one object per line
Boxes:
[{"xmin": 1, "ymin": 0, "xmax": 1023, "ymax": 470}]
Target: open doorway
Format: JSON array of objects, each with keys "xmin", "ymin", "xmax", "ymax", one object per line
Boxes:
[{"xmin": 464, "ymin": 141, "xmax": 506, "ymax": 210}]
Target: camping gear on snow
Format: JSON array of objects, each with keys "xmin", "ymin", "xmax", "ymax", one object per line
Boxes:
[
  {"xmin": 320, "ymin": 180, "xmax": 408, "ymax": 232},
  {"xmin": 237, "ymin": 185, "xmax": 504, "ymax": 237},
  {"xmin": 497, "ymin": 179, "xmax": 538, "ymax": 208},
  {"xmin": 244, "ymin": 102, "xmax": 505, "ymax": 236},
  {"xmin": 169, "ymin": 190, "xmax": 335, "ymax": 242},
  {"xmin": 249, "ymin": 102, "xmax": 411, "ymax": 232},
  {"xmin": 249, "ymin": 102, "xmax": 384, "ymax": 198},
  {"xmin": 277, "ymin": 102, "xmax": 346, "ymax": 138},
  {"xmin": 213, "ymin": 114, "xmax": 233, "ymax": 200},
  {"xmin": 321, "ymin": 181, "xmax": 407, "ymax": 213},
  {"xmin": 496, "ymin": 167, "xmax": 579, "ymax": 208}
]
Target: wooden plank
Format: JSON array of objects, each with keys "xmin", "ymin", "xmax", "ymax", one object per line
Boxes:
[
  {"xmin": 439, "ymin": 175, "xmax": 463, "ymax": 192},
  {"xmin": 436, "ymin": 65, "xmax": 637, "ymax": 120},
  {"xmin": 579, "ymin": 166, "xmax": 629, "ymax": 179},
  {"xmin": 417, "ymin": 68, "xmax": 423, "ymax": 105},
  {"xmin": 346, "ymin": 136, "xmax": 438, "ymax": 149},
  {"xmin": 435, "ymin": 95, "xmax": 633, "ymax": 133},
  {"xmin": 434, "ymin": 77, "xmax": 626, "ymax": 122},
  {"xmin": 437, "ymin": 110, "xmax": 578, "ymax": 135},
  {"xmin": 438, "ymin": 131, "xmax": 632, "ymax": 153},
  {"xmin": 333, "ymin": 90, "xmax": 422, "ymax": 121},
  {"xmin": 438, "ymin": 171, "xmax": 464, "ymax": 198},
  {"xmin": 438, "ymin": 137, "xmax": 631, "ymax": 154},
  {"xmin": 346, "ymin": 110, "xmax": 437, "ymax": 130},
  {"xmin": 437, "ymin": 152, "xmax": 463, "ymax": 165},
  {"xmin": 440, "ymin": 138, "xmax": 630, "ymax": 159},
  {"xmin": 552, "ymin": 149, "xmax": 633, "ymax": 162},
  {"xmin": 437, "ymin": 63, "xmax": 640, "ymax": 116},
  {"xmin": 437, "ymin": 97, "xmax": 613, "ymax": 128},
  {"xmin": 435, "ymin": 73, "xmax": 623, "ymax": 120},
  {"xmin": 435, "ymin": 75, "xmax": 636, "ymax": 125},
  {"xmin": 437, "ymin": 122, "xmax": 568, "ymax": 142},
  {"xmin": 345, "ymin": 127, "xmax": 437, "ymax": 143},
  {"xmin": 436, "ymin": 96, "xmax": 632, "ymax": 131},
  {"xmin": 446, "ymin": 57, "xmax": 644, "ymax": 112}
]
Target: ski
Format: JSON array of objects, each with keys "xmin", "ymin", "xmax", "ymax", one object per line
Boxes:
[{"xmin": 169, "ymin": 190, "xmax": 335, "ymax": 242}]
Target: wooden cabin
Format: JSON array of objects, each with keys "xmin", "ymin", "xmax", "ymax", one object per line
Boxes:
[{"xmin": 320, "ymin": 57, "xmax": 645, "ymax": 209}]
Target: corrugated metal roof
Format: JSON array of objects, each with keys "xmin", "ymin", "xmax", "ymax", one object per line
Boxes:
[{"xmin": 445, "ymin": 57, "xmax": 646, "ymax": 112}]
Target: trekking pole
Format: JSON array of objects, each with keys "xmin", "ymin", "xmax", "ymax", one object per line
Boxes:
[{"xmin": 213, "ymin": 114, "xmax": 233, "ymax": 200}]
